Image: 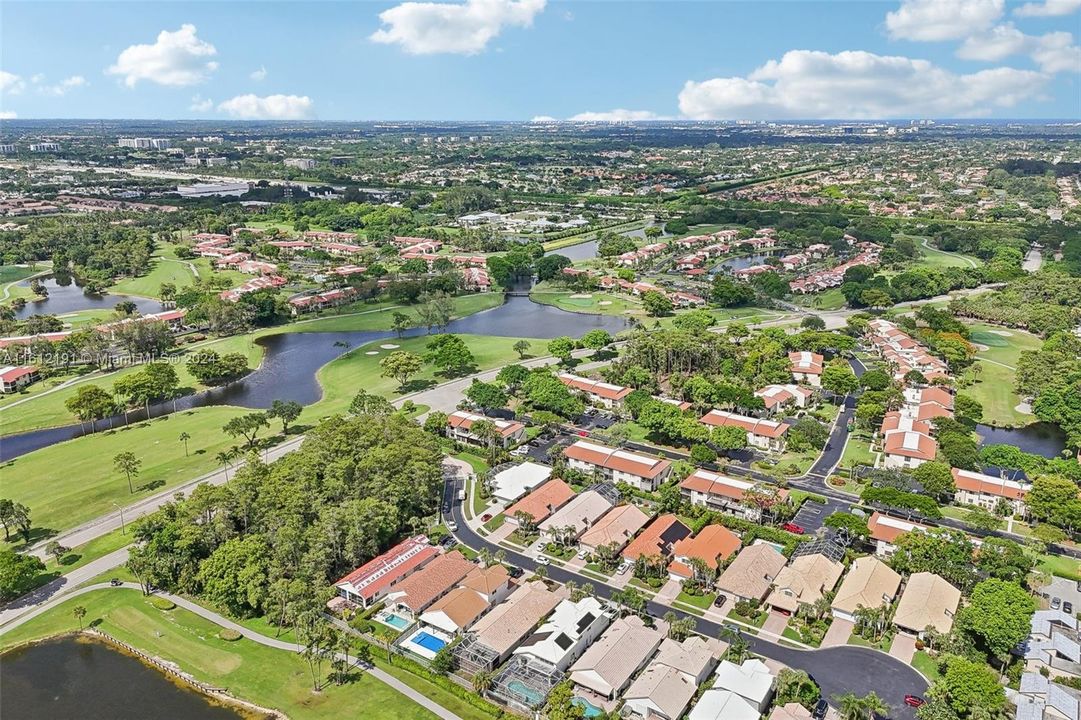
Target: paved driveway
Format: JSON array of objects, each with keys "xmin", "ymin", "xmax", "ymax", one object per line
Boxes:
[
  {"xmin": 890, "ymin": 633, "xmax": 918, "ymax": 664},
  {"xmin": 762, "ymin": 610, "xmax": 790, "ymax": 638},
  {"xmin": 821, "ymin": 618, "xmax": 854, "ymax": 647},
  {"xmin": 655, "ymin": 578, "xmax": 682, "ymax": 604}
]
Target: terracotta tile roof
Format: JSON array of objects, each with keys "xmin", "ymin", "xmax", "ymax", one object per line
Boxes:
[
  {"xmin": 558, "ymin": 372, "xmax": 633, "ymax": 401},
  {"xmin": 866, "ymin": 511, "xmax": 931, "ymax": 544},
  {"xmin": 699, "ymin": 410, "xmax": 790, "ymax": 439},
  {"xmin": 471, "ymin": 581, "xmax": 561, "ymax": 655},
  {"xmin": 882, "ymin": 430, "xmax": 937, "ymax": 460},
  {"xmin": 622, "ymin": 515, "xmax": 691, "ymax": 561},
  {"xmin": 505, "ymin": 479, "xmax": 576, "ymax": 524},
  {"xmin": 334, "ymin": 536, "xmax": 439, "ymax": 602},
  {"xmin": 564, "ymin": 440, "xmax": 672, "ymax": 479},
  {"xmin": 680, "ymin": 469, "xmax": 790, "ymax": 504},
  {"xmin": 880, "ymin": 411, "xmax": 933, "ymax": 436},
  {"xmin": 716, "ymin": 543, "xmax": 787, "ymax": 599},
  {"xmin": 539, "ymin": 490, "xmax": 615, "ymax": 535},
  {"xmin": 420, "ymin": 586, "xmax": 489, "ymax": 630},
  {"xmin": 0, "ymin": 365, "xmax": 37, "ymax": 383},
  {"xmin": 789, "ymin": 351, "xmax": 824, "ymax": 375},
  {"xmin": 447, "ymin": 410, "xmax": 525, "ymax": 438},
  {"xmin": 669, "ymin": 525, "xmax": 742, "ymax": 577},
  {"xmin": 952, "ymin": 467, "xmax": 1028, "ymax": 500},
  {"xmin": 386, "ymin": 550, "xmax": 475, "ymax": 613}
]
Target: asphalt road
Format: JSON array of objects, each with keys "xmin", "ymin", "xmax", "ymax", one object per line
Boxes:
[{"xmin": 443, "ymin": 470, "xmax": 927, "ymax": 719}]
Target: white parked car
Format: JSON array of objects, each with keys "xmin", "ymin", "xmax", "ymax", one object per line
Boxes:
[
  {"xmin": 536, "ymin": 555, "xmax": 550, "ymax": 565},
  {"xmin": 577, "ymin": 548, "xmax": 590, "ymax": 560},
  {"xmin": 446, "ymin": 521, "xmax": 458, "ymax": 532}
]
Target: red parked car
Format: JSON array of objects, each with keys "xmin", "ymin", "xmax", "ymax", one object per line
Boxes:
[
  {"xmin": 904, "ymin": 696, "xmax": 926, "ymax": 708},
  {"xmin": 480, "ymin": 513, "xmax": 492, "ymax": 522},
  {"xmin": 782, "ymin": 522, "xmax": 805, "ymax": 534}
]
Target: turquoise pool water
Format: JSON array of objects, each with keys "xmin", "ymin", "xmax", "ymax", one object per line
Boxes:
[
  {"xmin": 573, "ymin": 697, "xmax": 604, "ymax": 717},
  {"xmin": 412, "ymin": 631, "xmax": 447, "ymax": 652},
  {"xmin": 507, "ymin": 680, "xmax": 545, "ymax": 706},
  {"xmin": 381, "ymin": 613, "xmax": 410, "ymax": 629}
]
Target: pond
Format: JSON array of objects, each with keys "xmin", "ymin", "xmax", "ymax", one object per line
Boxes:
[
  {"xmin": 544, "ymin": 221, "xmax": 667, "ymax": 263},
  {"xmin": 12, "ymin": 276, "xmax": 163, "ymax": 320},
  {"xmin": 0, "ymin": 638, "xmax": 245, "ymax": 720},
  {"xmin": 975, "ymin": 421, "xmax": 1067, "ymax": 459},
  {"xmin": 0, "ymin": 291, "xmax": 630, "ymax": 460},
  {"xmin": 709, "ymin": 251, "xmax": 781, "ymax": 274}
]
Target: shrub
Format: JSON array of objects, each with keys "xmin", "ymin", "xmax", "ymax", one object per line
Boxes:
[
  {"xmin": 219, "ymin": 628, "xmax": 243, "ymax": 641},
  {"xmin": 149, "ymin": 598, "xmax": 176, "ymax": 611}
]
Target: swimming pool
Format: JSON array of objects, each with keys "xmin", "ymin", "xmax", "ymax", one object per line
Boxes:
[
  {"xmin": 506, "ymin": 680, "xmax": 545, "ymax": 706},
  {"xmin": 380, "ymin": 612, "xmax": 411, "ymax": 629},
  {"xmin": 573, "ymin": 697, "xmax": 604, "ymax": 718},
  {"xmin": 412, "ymin": 631, "xmax": 448, "ymax": 653}
]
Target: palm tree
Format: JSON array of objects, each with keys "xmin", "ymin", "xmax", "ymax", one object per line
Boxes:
[
  {"xmin": 73, "ymin": 605, "xmax": 87, "ymax": 630},
  {"xmin": 862, "ymin": 693, "xmax": 889, "ymax": 720},
  {"xmin": 216, "ymin": 450, "xmax": 233, "ymax": 479},
  {"xmin": 472, "ymin": 671, "xmax": 493, "ymax": 694},
  {"xmin": 179, "ymin": 432, "xmax": 191, "ymax": 457}
]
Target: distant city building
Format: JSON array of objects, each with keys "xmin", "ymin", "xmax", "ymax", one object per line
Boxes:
[
  {"xmin": 29, "ymin": 143, "xmax": 60, "ymax": 152},
  {"xmin": 118, "ymin": 138, "xmax": 171, "ymax": 150},
  {"xmin": 176, "ymin": 182, "xmax": 249, "ymax": 198},
  {"xmin": 0, "ymin": 144, "xmax": 16, "ymax": 154},
  {"xmin": 284, "ymin": 158, "xmax": 317, "ymax": 170}
]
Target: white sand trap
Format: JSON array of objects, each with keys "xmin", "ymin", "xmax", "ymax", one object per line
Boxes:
[
  {"xmin": 568, "ymin": 293, "xmax": 593, "ymax": 299},
  {"xmin": 598, "ymin": 301, "xmax": 613, "ymax": 306},
  {"xmin": 975, "ymin": 343, "xmax": 990, "ymax": 351},
  {"xmin": 1015, "ymin": 402, "xmax": 1033, "ymax": 414},
  {"xmin": 365, "ymin": 351, "xmax": 379, "ymax": 355},
  {"xmin": 989, "ymin": 330, "xmax": 1013, "ymax": 336},
  {"xmin": 380, "ymin": 344, "xmax": 400, "ymax": 349}
]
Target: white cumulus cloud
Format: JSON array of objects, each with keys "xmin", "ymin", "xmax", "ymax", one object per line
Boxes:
[
  {"xmin": 885, "ymin": 0, "xmax": 1004, "ymax": 41},
  {"xmin": 677, "ymin": 49, "xmax": 1048, "ymax": 120},
  {"xmin": 217, "ymin": 94, "xmax": 314, "ymax": 120},
  {"xmin": 190, "ymin": 94, "xmax": 214, "ymax": 112},
  {"xmin": 530, "ymin": 115, "xmax": 558, "ymax": 122},
  {"xmin": 0, "ymin": 71, "xmax": 26, "ymax": 95},
  {"xmin": 959, "ymin": 24, "xmax": 1081, "ymax": 73},
  {"xmin": 1015, "ymin": 0, "xmax": 1081, "ymax": 16},
  {"xmin": 370, "ymin": 0, "xmax": 546, "ymax": 55},
  {"xmin": 568, "ymin": 109, "xmax": 665, "ymax": 121},
  {"xmin": 37, "ymin": 75, "xmax": 87, "ymax": 97},
  {"xmin": 250, "ymin": 66, "xmax": 267, "ymax": 81},
  {"xmin": 0, "ymin": 111, "xmax": 17, "ymax": 119},
  {"xmin": 107, "ymin": 24, "xmax": 218, "ymax": 87}
]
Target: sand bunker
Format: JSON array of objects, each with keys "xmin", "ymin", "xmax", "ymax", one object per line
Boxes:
[
  {"xmin": 989, "ymin": 330, "xmax": 1013, "ymax": 336},
  {"xmin": 1015, "ymin": 402, "xmax": 1033, "ymax": 414},
  {"xmin": 380, "ymin": 344, "xmax": 400, "ymax": 349},
  {"xmin": 365, "ymin": 351, "xmax": 379, "ymax": 355},
  {"xmin": 568, "ymin": 293, "xmax": 593, "ymax": 299},
  {"xmin": 598, "ymin": 301, "xmax": 613, "ymax": 306},
  {"xmin": 974, "ymin": 343, "xmax": 990, "ymax": 351}
]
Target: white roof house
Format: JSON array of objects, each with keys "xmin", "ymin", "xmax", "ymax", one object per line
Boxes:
[
  {"xmin": 511, "ymin": 596, "xmax": 611, "ymax": 671},
  {"xmin": 489, "ymin": 462, "xmax": 552, "ymax": 504},
  {"xmin": 539, "ymin": 490, "xmax": 616, "ymax": 539},
  {"xmin": 698, "ymin": 659, "xmax": 776, "ymax": 713}
]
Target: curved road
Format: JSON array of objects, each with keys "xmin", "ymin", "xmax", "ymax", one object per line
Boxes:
[
  {"xmin": 0, "ymin": 582, "xmax": 464, "ymax": 720},
  {"xmin": 442, "ymin": 467, "xmax": 927, "ymax": 720}
]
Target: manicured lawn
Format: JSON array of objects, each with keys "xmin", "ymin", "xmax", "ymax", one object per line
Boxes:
[
  {"xmin": 912, "ymin": 651, "xmax": 942, "ymax": 682},
  {"xmin": 793, "ymin": 288, "xmax": 846, "ymax": 311},
  {"xmin": 905, "ymin": 236, "xmax": 982, "ymax": 269},
  {"xmin": 0, "ymin": 589, "xmax": 445, "ymax": 720},
  {"xmin": 0, "ymin": 265, "xmax": 45, "ymax": 285},
  {"xmin": 530, "ymin": 286, "xmax": 644, "ymax": 317},
  {"xmin": 1038, "ymin": 553, "xmax": 1081, "ymax": 582},
  {"xmin": 675, "ymin": 590, "xmax": 716, "ymax": 609},
  {"xmin": 961, "ymin": 322, "xmax": 1043, "ymax": 426},
  {"xmin": 287, "ymin": 293, "xmax": 503, "ymax": 334},
  {"xmin": 482, "ymin": 513, "xmax": 506, "ymax": 532},
  {"xmin": 838, "ymin": 430, "xmax": 877, "ymax": 469},
  {"xmin": 0, "ymin": 407, "xmax": 252, "ymax": 538},
  {"xmin": 110, "ymin": 256, "xmax": 198, "ymax": 298}
]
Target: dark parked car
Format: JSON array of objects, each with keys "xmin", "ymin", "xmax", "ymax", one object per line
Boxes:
[
  {"xmin": 713, "ymin": 595, "xmax": 727, "ymax": 608},
  {"xmin": 1065, "ymin": 601, "xmax": 1074, "ymax": 615},
  {"xmin": 813, "ymin": 700, "xmax": 829, "ymax": 720},
  {"xmin": 506, "ymin": 565, "xmax": 523, "ymax": 578}
]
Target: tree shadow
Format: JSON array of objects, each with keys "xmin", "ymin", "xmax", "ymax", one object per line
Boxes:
[
  {"xmin": 89, "ymin": 618, "xmax": 104, "ymax": 629},
  {"xmin": 399, "ymin": 378, "xmax": 437, "ymax": 393},
  {"xmin": 10, "ymin": 526, "xmax": 58, "ymax": 551},
  {"xmin": 60, "ymin": 553, "xmax": 82, "ymax": 567},
  {"xmin": 138, "ymin": 479, "xmax": 165, "ymax": 492}
]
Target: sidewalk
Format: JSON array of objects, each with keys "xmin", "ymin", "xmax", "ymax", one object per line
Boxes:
[{"xmin": 0, "ymin": 547, "xmax": 129, "ymax": 628}]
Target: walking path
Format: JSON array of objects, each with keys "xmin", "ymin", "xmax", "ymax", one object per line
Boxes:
[
  {"xmin": 920, "ymin": 238, "xmax": 980, "ymax": 268},
  {"xmin": 0, "ymin": 547, "xmax": 130, "ymax": 628},
  {"xmin": 0, "ymin": 582, "xmax": 464, "ymax": 720}
]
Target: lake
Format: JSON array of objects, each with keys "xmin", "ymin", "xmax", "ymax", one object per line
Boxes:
[
  {"xmin": 12, "ymin": 276, "xmax": 163, "ymax": 321},
  {"xmin": 0, "ymin": 638, "xmax": 245, "ymax": 720},
  {"xmin": 709, "ymin": 251, "xmax": 781, "ymax": 274},
  {"xmin": 0, "ymin": 291, "xmax": 630, "ymax": 460},
  {"xmin": 975, "ymin": 421, "xmax": 1068, "ymax": 459}
]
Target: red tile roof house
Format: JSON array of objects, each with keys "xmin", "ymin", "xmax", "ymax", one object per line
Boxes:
[
  {"xmin": 446, "ymin": 410, "xmax": 526, "ymax": 449},
  {"xmin": 622, "ymin": 514, "xmax": 692, "ymax": 564},
  {"xmin": 668, "ymin": 524, "xmax": 742, "ymax": 582},
  {"xmin": 559, "ymin": 372, "xmax": 633, "ymax": 409},
  {"xmin": 699, "ymin": 409, "xmax": 791, "ymax": 453},
  {"xmin": 0, "ymin": 365, "xmax": 40, "ymax": 393},
  {"xmin": 788, "ymin": 351, "xmax": 824, "ymax": 387},
  {"xmin": 267, "ymin": 240, "xmax": 313, "ymax": 255},
  {"xmin": 383, "ymin": 550, "xmax": 476, "ymax": 618},
  {"xmin": 318, "ymin": 241, "xmax": 365, "ymax": 256},
  {"xmin": 504, "ymin": 478, "xmax": 576, "ymax": 527},
  {"xmin": 881, "ymin": 430, "xmax": 938, "ymax": 470},
  {"xmin": 333, "ymin": 535, "xmax": 440, "ymax": 609},
  {"xmin": 680, "ymin": 468, "xmax": 790, "ymax": 523},
  {"xmin": 952, "ymin": 467, "xmax": 1031, "ymax": 517},
  {"xmin": 563, "ymin": 440, "xmax": 673, "ymax": 492},
  {"xmin": 754, "ymin": 384, "xmax": 814, "ymax": 413},
  {"xmin": 866, "ymin": 511, "xmax": 932, "ymax": 557}
]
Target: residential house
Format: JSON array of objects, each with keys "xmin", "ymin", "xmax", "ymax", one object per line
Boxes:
[
  {"xmin": 866, "ymin": 511, "xmax": 932, "ymax": 556},
  {"xmin": 333, "ymin": 536, "xmax": 439, "ymax": 609},
  {"xmin": 623, "ymin": 636, "xmax": 719, "ymax": 720},
  {"xmin": 765, "ymin": 553, "xmax": 844, "ymax": 614},
  {"xmin": 569, "ymin": 616, "xmax": 665, "ymax": 700},
  {"xmin": 699, "ymin": 410, "xmax": 791, "ymax": 452},
  {"xmin": 716, "ymin": 543, "xmax": 787, "ymax": 602},
  {"xmin": 418, "ymin": 566, "xmax": 512, "ymax": 635},
  {"xmin": 504, "ymin": 479, "xmax": 576, "ymax": 527},
  {"xmin": 511, "ymin": 596, "xmax": 610, "ymax": 672},
  {"xmin": 446, "ymin": 410, "xmax": 526, "ymax": 448},
  {"xmin": 771, "ymin": 705, "xmax": 814, "ymax": 720},
  {"xmin": 882, "ymin": 430, "xmax": 938, "ymax": 469},
  {"xmin": 383, "ymin": 550, "xmax": 475, "ymax": 618},
  {"xmin": 563, "ymin": 440, "xmax": 672, "ymax": 492},
  {"xmin": 622, "ymin": 515, "xmax": 691, "ymax": 564},
  {"xmin": 459, "ymin": 581, "xmax": 562, "ymax": 669},
  {"xmin": 488, "ymin": 462, "xmax": 553, "ymax": 504},
  {"xmin": 538, "ymin": 489, "xmax": 616, "ymax": 541},
  {"xmin": 893, "ymin": 572, "xmax": 961, "ymax": 637},
  {"xmin": 680, "ymin": 469, "xmax": 790, "ymax": 522},
  {"xmin": 1014, "ymin": 673, "xmax": 1081, "ymax": 720},
  {"xmin": 1024, "ymin": 609, "xmax": 1081, "ymax": 679},
  {"xmin": 830, "ymin": 556, "xmax": 902, "ymax": 623},
  {"xmin": 578, "ymin": 504, "xmax": 650, "ymax": 554},
  {"xmin": 789, "ymin": 351, "xmax": 824, "ymax": 386},
  {"xmin": 755, "ymin": 384, "xmax": 814, "ymax": 412},
  {"xmin": 952, "ymin": 467, "xmax": 1030, "ymax": 516},
  {"xmin": 668, "ymin": 525, "xmax": 742, "ymax": 582},
  {"xmin": 0, "ymin": 365, "xmax": 40, "ymax": 393},
  {"xmin": 689, "ymin": 659, "xmax": 775, "ymax": 720},
  {"xmin": 558, "ymin": 372, "xmax": 632, "ymax": 408}
]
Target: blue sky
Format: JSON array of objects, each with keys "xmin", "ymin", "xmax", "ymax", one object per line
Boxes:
[{"xmin": 1, "ymin": 0, "xmax": 1079, "ymax": 120}]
